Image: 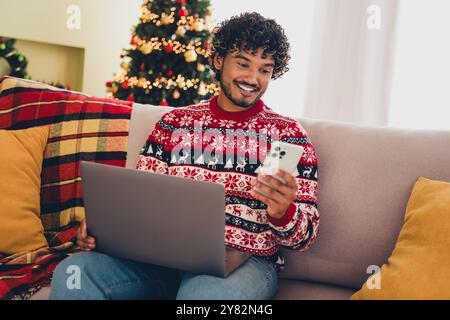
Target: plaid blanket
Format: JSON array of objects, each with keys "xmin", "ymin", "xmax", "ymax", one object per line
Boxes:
[
  {"xmin": 0, "ymin": 222, "xmax": 79, "ymax": 300},
  {"xmin": 0, "ymin": 76, "xmax": 133, "ymax": 299}
]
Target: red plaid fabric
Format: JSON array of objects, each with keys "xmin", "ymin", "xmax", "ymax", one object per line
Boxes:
[
  {"xmin": 0, "ymin": 222, "xmax": 79, "ymax": 300},
  {"xmin": 0, "ymin": 77, "xmax": 133, "ymax": 299},
  {"xmin": 0, "ymin": 76, "xmax": 133, "ymax": 231}
]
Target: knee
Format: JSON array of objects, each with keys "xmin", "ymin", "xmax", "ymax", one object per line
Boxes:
[
  {"xmin": 52, "ymin": 252, "xmax": 98, "ymax": 280},
  {"xmin": 50, "ymin": 252, "xmax": 107, "ymax": 300}
]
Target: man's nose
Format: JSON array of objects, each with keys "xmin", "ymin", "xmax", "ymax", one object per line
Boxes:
[{"xmin": 241, "ymin": 69, "xmax": 259, "ymax": 86}]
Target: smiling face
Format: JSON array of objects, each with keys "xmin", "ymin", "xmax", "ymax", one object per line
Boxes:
[{"xmin": 213, "ymin": 48, "xmax": 275, "ymax": 111}]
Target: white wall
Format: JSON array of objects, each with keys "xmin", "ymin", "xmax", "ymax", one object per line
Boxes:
[
  {"xmin": 210, "ymin": 0, "xmax": 316, "ymax": 118},
  {"xmin": 0, "ymin": 0, "xmax": 141, "ymax": 96},
  {"xmin": 389, "ymin": 0, "xmax": 450, "ymax": 130}
]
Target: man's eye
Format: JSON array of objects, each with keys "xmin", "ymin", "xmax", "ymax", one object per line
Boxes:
[
  {"xmin": 261, "ymin": 69, "xmax": 271, "ymax": 75},
  {"xmin": 238, "ymin": 63, "xmax": 248, "ymax": 68}
]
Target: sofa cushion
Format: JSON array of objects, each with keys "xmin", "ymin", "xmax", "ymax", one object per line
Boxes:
[
  {"xmin": 351, "ymin": 177, "xmax": 450, "ymax": 299},
  {"xmin": 0, "ymin": 76, "xmax": 133, "ymax": 231},
  {"xmin": 0, "ymin": 126, "xmax": 49, "ymax": 255},
  {"xmin": 126, "ymin": 103, "xmax": 173, "ymax": 169},
  {"xmin": 274, "ymin": 279, "xmax": 355, "ymax": 300},
  {"xmin": 278, "ymin": 119, "xmax": 450, "ymax": 289}
]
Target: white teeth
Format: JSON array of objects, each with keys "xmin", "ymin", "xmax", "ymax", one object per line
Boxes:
[{"xmin": 237, "ymin": 83, "xmax": 256, "ymax": 92}]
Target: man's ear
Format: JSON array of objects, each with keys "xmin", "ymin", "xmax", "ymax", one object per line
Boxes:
[{"xmin": 212, "ymin": 54, "xmax": 224, "ymax": 71}]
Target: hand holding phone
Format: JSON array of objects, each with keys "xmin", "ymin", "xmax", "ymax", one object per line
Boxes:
[
  {"xmin": 253, "ymin": 141, "xmax": 304, "ymax": 196},
  {"xmin": 258, "ymin": 141, "xmax": 304, "ymax": 181}
]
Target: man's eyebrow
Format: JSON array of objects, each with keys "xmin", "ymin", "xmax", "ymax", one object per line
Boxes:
[
  {"xmin": 235, "ymin": 54, "xmax": 275, "ymax": 68},
  {"xmin": 235, "ymin": 54, "xmax": 251, "ymax": 62}
]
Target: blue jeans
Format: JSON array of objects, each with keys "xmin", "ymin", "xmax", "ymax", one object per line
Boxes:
[{"xmin": 49, "ymin": 252, "xmax": 278, "ymax": 300}]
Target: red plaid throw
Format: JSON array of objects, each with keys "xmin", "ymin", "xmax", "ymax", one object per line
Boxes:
[{"xmin": 0, "ymin": 76, "xmax": 133, "ymax": 299}]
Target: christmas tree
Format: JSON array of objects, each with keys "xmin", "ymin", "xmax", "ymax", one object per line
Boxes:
[
  {"xmin": 107, "ymin": 0, "xmax": 219, "ymax": 107},
  {"xmin": 0, "ymin": 37, "xmax": 29, "ymax": 79}
]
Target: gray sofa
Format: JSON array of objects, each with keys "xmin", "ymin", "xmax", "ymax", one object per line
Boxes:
[{"xmin": 31, "ymin": 103, "xmax": 450, "ymax": 300}]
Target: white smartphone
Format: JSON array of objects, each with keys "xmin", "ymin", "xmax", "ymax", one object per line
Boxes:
[{"xmin": 254, "ymin": 141, "xmax": 304, "ymax": 195}]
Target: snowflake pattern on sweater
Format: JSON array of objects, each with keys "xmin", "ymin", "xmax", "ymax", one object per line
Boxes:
[{"xmin": 136, "ymin": 96, "xmax": 319, "ymax": 269}]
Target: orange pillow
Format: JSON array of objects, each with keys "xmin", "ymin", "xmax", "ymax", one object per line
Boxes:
[
  {"xmin": 0, "ymin": 126, "xmax": 49, "ymax": 255},
  {"xmin": 352, "ymin": 177, "xmax": 450, "ymax": 300}
]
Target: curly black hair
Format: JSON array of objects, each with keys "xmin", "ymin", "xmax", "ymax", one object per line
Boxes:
[{"xmin": 209, "ymin": 12, "xmax": 291, "ymax": 80}]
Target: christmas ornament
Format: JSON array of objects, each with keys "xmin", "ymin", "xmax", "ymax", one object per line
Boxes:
[
  {"xmin": 160, "ymin": 100, "xmax": 169, "ymax": 106},
  {"xmin": 194, "ymin": 21, "xmax": 204, "ymax": 32},
  {"xmin": 178, "ymin": 6, "xmax": 188, "ymax": 17},
  {"xmin": 138, "ymin": 77, "xmax": 147, "ymax": 87},
  {"xmin": 197, "ymin": 63, "xmax": 205, "ymax": 72},
  {"xmin": 167, "ymin": 70, "xmax": 174, "ymax": 77},
  {"xmin": 140, "ymin": 63, "xmax": 146, "ymax": 71},
  {"xmin": 121, "ymin": 81, "xmax": 130, "ymax": 90},
  {"xmin": 173, "ymin": 90, "xmax": 181, "ymax": 99},
  {"xmin": 184, "ymin": 49, "xmax": 198, "ymax": 63},
  {"xmin": 106, "ymin": 81, "xmax": 112, "ymax": 88},
  {"xmin": 176, "ymin": 26, "xmax": 186, "ymax": 37},
  {"xmin": 140, "ymin": 42, "xmax": 153, "ymax": 55},
  {"xmin": 130, "ymin": 36, "xmax": 138, "ymax": 45},
  {"xmin": 177, "ymin": 0, "xmax": 187, "ymax": 3},
  {"xmin": 164, "ymin": 43, "xmax": 173, "ymax": 53},
  {"xmin": 127, "ymin": 95, "xmax": 135, "ymax": 102}
]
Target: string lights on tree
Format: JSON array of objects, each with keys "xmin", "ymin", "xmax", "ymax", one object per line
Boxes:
[{"xmin": 107, "ymin": 0, "xmax": 219, "ymax": 107}]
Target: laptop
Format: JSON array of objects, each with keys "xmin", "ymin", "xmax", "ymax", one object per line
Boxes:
[{"xmin": 80, "ymin": 161, "xmax": 252, "ymax": 278}]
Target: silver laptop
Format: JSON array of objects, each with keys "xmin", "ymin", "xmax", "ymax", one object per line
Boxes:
[{"xmin": 80, "ymin": 161, "xmax": 251, "ymax": 278}]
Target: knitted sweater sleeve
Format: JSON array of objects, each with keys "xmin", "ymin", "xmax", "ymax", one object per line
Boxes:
[
  {"xmin": 267, "ymin": 122, "xmax": 320, "ymax": 251},
  {"xmin": 135, "ymin": 115, "xmax": 172, "ymax": 175}
]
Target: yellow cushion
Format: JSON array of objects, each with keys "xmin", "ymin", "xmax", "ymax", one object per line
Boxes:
[
  {"xmin": 351, "ymin": 177, "xmax": 450, "ymax": 300},
  {"xmin": 0, "ymin": 126, "xmax": 49, "ymax": 255}
]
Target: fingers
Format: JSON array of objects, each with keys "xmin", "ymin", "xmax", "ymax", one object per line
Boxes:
[
  {"xmin": 250, "ymin": 173, "xmax": 297, "ymax": 202},
  {"xmin": 274, "ymin": 169, "xmax": 298, "ymax": 189},
  {"xmin": 250, "ymin": 187, "xmax": 278, "ymax": 208},
  {"xmin": 77, "ymin": 220, "xmax": 95, "ymax": 251},
  {"xmin": 249, "ymin": 172, "xmax": 298, "ymax": 218},
  {"xmin": 259, "ymin": 175, "xmax": 292, "ymax": 197},
  {"xmin": 252, "ymin": 180, "xmax": 284, "ymax": 203},
  {"xmin": 77, "ymin": 236, "xmax": 96, "ymax": 251}
]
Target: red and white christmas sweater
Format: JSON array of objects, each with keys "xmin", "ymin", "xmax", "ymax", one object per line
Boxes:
[{"xmin": 136, "ymin": 95, "xmax": 319, "ymax": 268}]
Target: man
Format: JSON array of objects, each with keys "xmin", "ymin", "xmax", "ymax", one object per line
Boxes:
[{"xmin": 50, "ymin": 12, "xmax": 319, "ymax": 300}]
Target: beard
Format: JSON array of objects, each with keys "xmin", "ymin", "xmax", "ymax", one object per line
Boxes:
[{"xmin": 219, "ymin": 75, "xmax": 263, "ymax": 109}]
